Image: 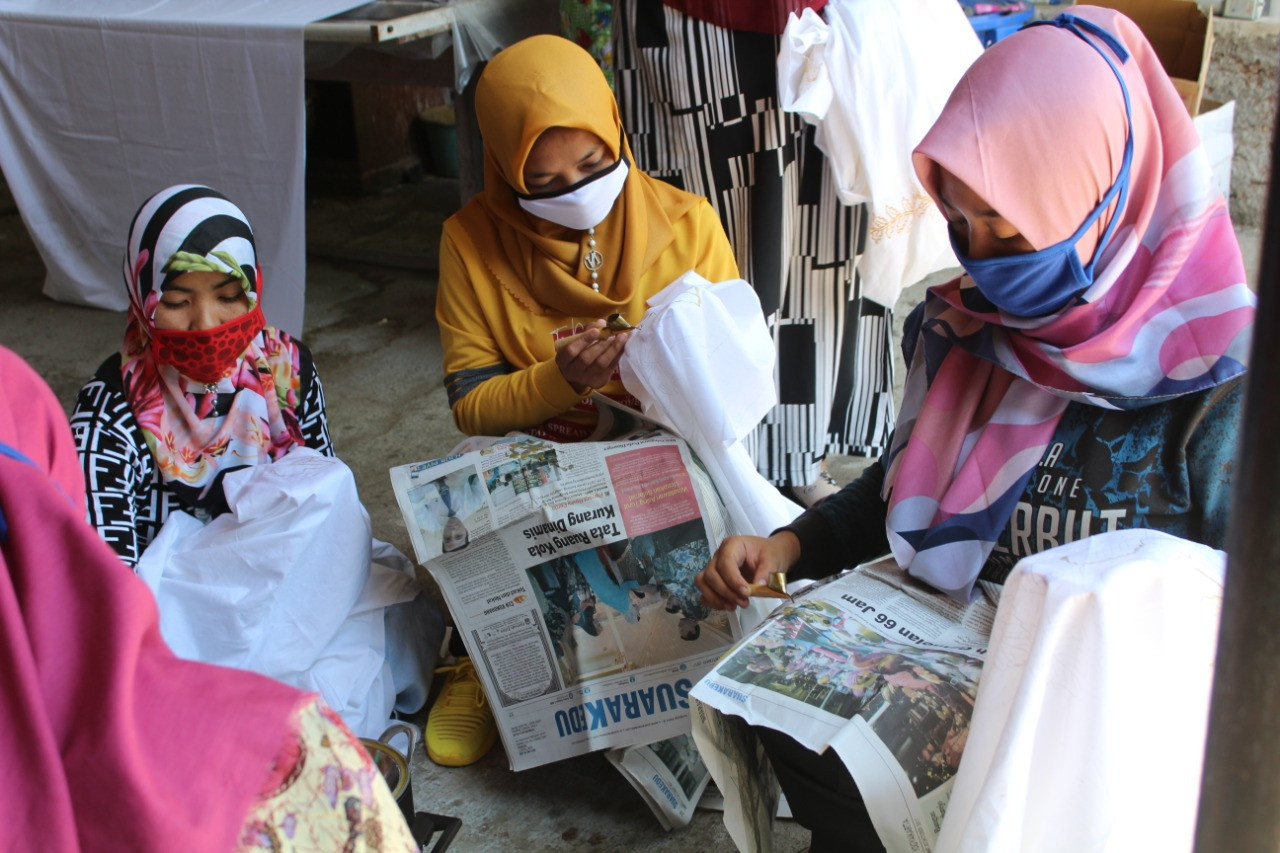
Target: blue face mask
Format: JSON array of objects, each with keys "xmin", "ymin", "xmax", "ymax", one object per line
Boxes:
[{"xmin": 956, "ymin": 14, "xmax": 1135, "ymax": 318}]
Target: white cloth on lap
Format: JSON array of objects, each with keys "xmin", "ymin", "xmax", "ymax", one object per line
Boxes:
[
  {"xmin": 935, "ymin": 528, "xmax": 1224, "ymax": 853},
  {"xmin": 136, "ymin": 448, "xmax": 423, "ymax": 738},
  {"xmin": 619, "ymin": 271, "xmax": 802, "ymax": 540},
  {"xmin": 377, "ymin": 539, "xmax": 445, "ymax": 715},
  {"xmin": 619, "ymin": 271, "xmax": 804, "ymax": 634}
]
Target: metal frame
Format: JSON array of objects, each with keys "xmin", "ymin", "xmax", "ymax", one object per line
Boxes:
[{"xmin": 305, "ymin": 1, "xmax": 456, "ymax": 45}]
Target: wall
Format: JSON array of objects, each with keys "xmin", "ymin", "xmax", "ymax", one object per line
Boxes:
[
  {"xmin": 307, "ymin": 81, "xmax": 453, "ymax": 195},
  {"xmin": 1204, "ymin": 16, "xmax": 1279, "ymax": 226}
]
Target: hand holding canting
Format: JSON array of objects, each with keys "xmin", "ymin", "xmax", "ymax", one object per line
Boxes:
[
  {"xmin": 697, "ymin": 531, "xmax": 801, "ymax": 610},
  {"xmin": 555, "ymin": 318, "xmax": 629, "ymax": 394}
]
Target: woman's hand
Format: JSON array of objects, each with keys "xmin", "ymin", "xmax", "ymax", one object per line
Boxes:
[
  {"xmin": 555, "ymin": 319, "xmax": 630, "ymax": 394},
  {"xmin": 697, "ymin": 531, "xmax": 801, "ymax": 610}
]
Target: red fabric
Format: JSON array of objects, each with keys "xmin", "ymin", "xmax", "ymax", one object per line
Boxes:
[
  {"xmin": 662, "ymin": 0, "xmax": 827, "ymax": 33},
  {"xmin": 0, "ymin": 345, "xmax": 85, "ymax": 509},
  {"xmin": 0, "ymin": 449, "xmax": 309, "ymax": 851},
  {"xmin": 149, "ymin": 304, "xmax": 266, "ymax": 385}
]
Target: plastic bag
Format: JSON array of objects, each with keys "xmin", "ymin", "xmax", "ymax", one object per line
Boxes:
[{"xmin": 136, "ymin": 448, "xmax": 421, "ymax": 738}]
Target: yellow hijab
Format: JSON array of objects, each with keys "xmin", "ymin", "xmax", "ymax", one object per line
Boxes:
[{"xmin": 453, "ymin": 34, "xmax": 701, "ymax": 318}]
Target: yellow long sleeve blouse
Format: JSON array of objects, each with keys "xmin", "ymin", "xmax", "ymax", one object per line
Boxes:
[{"xmin": 437, "ymin": 199, "xmax": 740, "ymax": 439}]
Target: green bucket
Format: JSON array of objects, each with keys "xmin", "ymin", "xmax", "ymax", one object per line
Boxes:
[{"xmin": 419, "ymin": 104, "xmax": 459, "ymax": 179}]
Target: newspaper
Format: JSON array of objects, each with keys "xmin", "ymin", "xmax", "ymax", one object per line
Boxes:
[
  {"xmin": 691, "ymin": 558, "xmax": 995, "ymax": 853},
  {"xmin": 604, "ymin": 733, "xmax": 713, "ymax": 830},
  {"xmin": 390, "ymin": 427, "xmax": 741, "ymax": 772}
]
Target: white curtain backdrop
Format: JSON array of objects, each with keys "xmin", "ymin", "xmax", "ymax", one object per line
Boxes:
[{"xmin": 0, "ymin": 0, "xmax": 364, "ymax": 335}]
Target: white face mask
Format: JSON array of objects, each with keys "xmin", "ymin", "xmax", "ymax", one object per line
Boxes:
[{"xmin": 518, "ymin": 159, "xmax": 629, "ymax": 231}]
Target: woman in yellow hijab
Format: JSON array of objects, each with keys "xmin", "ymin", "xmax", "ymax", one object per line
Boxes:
[{"xmin": 437, "ymin": 34, "xmax": 739, "ymax": 442}]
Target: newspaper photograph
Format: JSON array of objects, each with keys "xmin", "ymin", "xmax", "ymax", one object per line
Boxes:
[
  {"xmin": 605, "ymin": 733, "xmax": 713, "ymax": 830},
  {"xmin": 691, "ymin": 558, "xmax": 995, "ymax": 853},
  {"xmin": 390, "ymin": 430, "xmax": 741, "ymax": 772}
]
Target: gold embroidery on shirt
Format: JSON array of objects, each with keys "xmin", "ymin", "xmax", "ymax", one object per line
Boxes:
[
  {"xmin": 869, "ymin": 193, "xmax": 935, "ymax": 243},
  {"xmin": 801, "ymin": 54, "xmax": 822, "ymax": 85}
]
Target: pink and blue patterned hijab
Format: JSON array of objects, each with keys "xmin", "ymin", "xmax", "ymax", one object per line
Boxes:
[{"xmin": 887, "ymin": 6, "xmax": 1254, "ymax": 600}]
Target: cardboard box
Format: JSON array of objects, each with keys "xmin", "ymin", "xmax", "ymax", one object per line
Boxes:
[{"xmin": 1091, "ymin": 0, "xmax": 1214, "ymax": 115}]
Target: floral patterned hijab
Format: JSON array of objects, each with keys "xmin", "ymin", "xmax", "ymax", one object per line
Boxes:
[{"xmin": 121, "ymin": 185, "xmax": 305, "ymax": 513}]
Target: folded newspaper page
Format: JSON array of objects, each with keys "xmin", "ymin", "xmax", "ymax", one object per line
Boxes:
[
  {"xmin": 691, "ymin": 558, "xmax": 995, "ymax": 853},
  {"xmin": 390, "ymin": 429, "xmax": 741, "ymax": 772},
  {"xmin": 605, "ymin": 733, "xmax": 713, "ymax": 830},
  {"xmin": 690, "ymin": 697, "xmax": 787, "ymax": 852}
]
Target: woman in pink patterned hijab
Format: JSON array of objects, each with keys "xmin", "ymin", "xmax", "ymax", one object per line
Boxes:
[
  {"xmin": 885, "ymin": 5, "xmax": 1254, "ymax": 599},
  {"xmin": 697, "ymin": 10, "xmax": 1254, "ymax": 846},
  {"xmin": 702, "ymin": 5, "xmax": 1253, "ymax": 607}
]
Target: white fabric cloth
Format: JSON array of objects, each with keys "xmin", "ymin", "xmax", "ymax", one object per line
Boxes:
[
  {"xmin": 777, "ymin": 0, "xmax": 981, "ymax": 308},
  {"xmin": 935, "ymin": 529, "xmax": 1224, "ymax": 853},
  {"xmin": 619, "ymin": 270, "xmax": 803, "ymax": 539},
  {"xmin": 135, "ymin": 448, "xmax": 423, "ymax": 739},
  {"xmin": 0, "ymin": 0, "xmax": 363, "ymax": 335}
]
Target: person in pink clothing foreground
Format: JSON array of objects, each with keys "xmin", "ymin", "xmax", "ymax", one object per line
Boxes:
[
  {"xmin": 0, "ymin": 349, "xmax": 417, "ymax": 852},
  {"xmin": 0, "ymin": 344, "xmax": 86, "ymax": 507}
]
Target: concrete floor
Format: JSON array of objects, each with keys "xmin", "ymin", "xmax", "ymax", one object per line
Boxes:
[{"xmin": 1, "ymin": 173, "xmax": 1261, "ymax": 853}]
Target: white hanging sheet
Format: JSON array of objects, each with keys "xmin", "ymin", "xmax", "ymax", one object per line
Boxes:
[
  {"xmin": 0, "ymin": 0, "xmax": 364, "ymax": 335},
  {"xmin": 933, "ymin": 528, "xmax": 1224, "ymax": 853},
  {"xmin": 777, "ymin": 0, "xmax": 982, "ymax": 308}
]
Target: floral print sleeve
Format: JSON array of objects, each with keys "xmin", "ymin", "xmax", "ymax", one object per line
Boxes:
[{"xmin": 237, "ymin": 700, "xmax": 417, "ymax": 853}]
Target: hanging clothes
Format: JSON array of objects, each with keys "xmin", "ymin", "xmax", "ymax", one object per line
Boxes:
[
  {"xmin": 613, "ymin": 0, "xmax": 896, "ymax": 487},
  {"xmin": 776, "ymin": 0, "xmax": 982, "ymax": 309}
]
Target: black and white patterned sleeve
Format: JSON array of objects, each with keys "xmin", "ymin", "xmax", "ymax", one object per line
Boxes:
[
  {"xmin": 298, "ymin": 359, "xmax": 335, "ymax": 457},
  {"xmin": 70, "ymin": 378, "xmax": 150, "ymax": 569}
]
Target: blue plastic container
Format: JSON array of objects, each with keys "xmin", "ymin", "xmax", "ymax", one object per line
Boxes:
[{"xmin": 964, "ymin": 6, "xmax": 1033, "ymax": 48}]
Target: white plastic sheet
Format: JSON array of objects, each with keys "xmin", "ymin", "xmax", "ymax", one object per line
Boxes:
[
  {"xmin": 935, "ymin": 529, "xmax": 1224, "ymax": 853},
  {"xmin": 452, "ymin": 0, "xmax": 557, "ymax": 90},
  {"xmin": 136, "ymin": 448, "xmax": 422, "ymax": 739},
  {"xmin": 304, "ymin": 0, "xmax": 555, "ymax": 92},
  {"xmin": 0, "ymin": 0, "xmax": 364, "ymax": 334}
]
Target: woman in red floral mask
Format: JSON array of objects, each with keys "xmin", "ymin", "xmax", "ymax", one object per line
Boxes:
[
  {"xmin": 71, "ymin": 184, "xmax": 332, "ymax": 568},
  {"xmin": 69, "ymin": 185, "xmax": 445, "ymax": 749}
]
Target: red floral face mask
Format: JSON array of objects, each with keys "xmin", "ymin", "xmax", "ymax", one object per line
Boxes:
[{"xmin": 150, "ymin": 305, "xmax": 265, "ymax": 385}]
